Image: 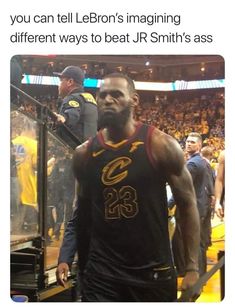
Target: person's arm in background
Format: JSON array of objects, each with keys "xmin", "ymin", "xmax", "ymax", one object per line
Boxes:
[
  {"xmin": 56, "ymin": 194, "xmax": 91, "ymax": 287},
  {"xmin": 214, "ymin": 150, "xmax": 225, "ymax": 219},
  {"xmin": 55, "ymin": 99, "xmax": 81, "ymax": 129},
  {"xmin": 56, "ymin": 141, "xmax": 91, "ymax": 287},
  {"xmin": 56, "ymin": 202, "xmax": 79, "ymax": 287}
]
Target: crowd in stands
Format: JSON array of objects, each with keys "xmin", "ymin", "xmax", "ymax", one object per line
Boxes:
[
  {"xmin": 17, "ymin": 88, "xmax": 224, "ymax": 164},
  {"xmin": 135, "ymin": 91, "xmax": 225, "ymax": 161}
]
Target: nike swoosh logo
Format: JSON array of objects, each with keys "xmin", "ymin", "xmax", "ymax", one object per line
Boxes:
[
  {"xmin": 129, "ymin": 141, "xmax": 144, "ymax": 153},
  {"xmin": 92, "ymin": 149, "xmax": 105, "ymax": 157}
]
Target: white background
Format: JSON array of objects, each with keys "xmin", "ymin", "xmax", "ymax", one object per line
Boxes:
[{"xmin": 1, "ymin": 0, "xmax": 234, "ymax": 306}]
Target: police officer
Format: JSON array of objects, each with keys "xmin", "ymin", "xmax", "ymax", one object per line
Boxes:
[{"xmin": 54, "ymin": 66, "xmax": 98, "ymax": 147}]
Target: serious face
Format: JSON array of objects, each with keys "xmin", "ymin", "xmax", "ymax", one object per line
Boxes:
[
  {"xmin": 185, "ymin": 136, "xmax": 201, "ymax": 155},
  {"xmin": 58, "ymin": 77, "xmax": 72, "ymax": 98},
  {"xmin": 96, "ymin": 77, "xmax": 138, "ymax": 129}
]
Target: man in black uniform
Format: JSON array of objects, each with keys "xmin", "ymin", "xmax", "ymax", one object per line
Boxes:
[
  {"xmin": 56, "ymin": 73, "xmax": 200, "ymax": 301},
  {"xmin": 54, "ymin": 66, "xmax": 98, "ymax": 146}
]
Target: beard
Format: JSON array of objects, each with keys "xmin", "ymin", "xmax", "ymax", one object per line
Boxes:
[{"xmin": 98, "ymin": 105, "xmax": 131, "ymax": 130}]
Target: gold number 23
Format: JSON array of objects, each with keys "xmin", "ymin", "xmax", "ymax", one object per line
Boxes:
[{"xmin": 103, "ymin": 185, "xmax": 139, "ymax": 219}]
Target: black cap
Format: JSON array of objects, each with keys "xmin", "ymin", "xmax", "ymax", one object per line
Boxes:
[{"xmin": 54, "ymin": 66, "xmax": 85, "ymax": 84}]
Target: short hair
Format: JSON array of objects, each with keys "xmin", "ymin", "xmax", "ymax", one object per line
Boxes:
[
  {"xmin": 103, "ymin": 73, "xmax": 136, "ymax": 93},
  {"xmin": 201, "ymin": 146, "xmax": 213, "ymax": 159},
  {"xmin": 188, "ymin": 132, "xmax": 202, "ymax": 143}
]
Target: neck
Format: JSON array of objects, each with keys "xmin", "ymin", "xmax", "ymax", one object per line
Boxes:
[
  {"xmin": 68, "ymin": 85, "xmax": 83, "ymax": 95},
  {"xmin": 103, "ymin": 118, "xmax": 138, "ymax": 143},
  {"xmin": 21, "ymin": 131, "xmax": 35, "ymax": 139},
  {"xmin": 203, "ymin": 157, "xmax": 210, "ymax": 164},
  {"xmin": 189, "ymin": 151, "xmax": 200, "ymax": 157}
]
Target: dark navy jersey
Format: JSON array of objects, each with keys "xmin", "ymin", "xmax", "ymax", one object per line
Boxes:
[{"xmin": 84, "ymin": 122, "xmax": 174, "ymax": 285}]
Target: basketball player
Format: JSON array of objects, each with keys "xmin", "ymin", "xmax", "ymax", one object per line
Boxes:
[{"xmin": 56, "ymin": 73, "xmax": 200, "ymax": 302}]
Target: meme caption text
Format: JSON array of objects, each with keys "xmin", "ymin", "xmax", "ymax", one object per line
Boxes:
[{"xmin": 9, "ymin": 12, "xmax": 213, "ymax": 45}]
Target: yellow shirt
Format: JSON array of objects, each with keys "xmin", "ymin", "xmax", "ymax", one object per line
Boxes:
[{"xmin": 12, "ymin": 135, "xmax": 37, "ymax": 207}]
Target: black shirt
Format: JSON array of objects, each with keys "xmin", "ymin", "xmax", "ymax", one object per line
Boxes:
[
  {"xmin": 84, "ymin": 123, "xmax": 174, "ymax": 285},
  {"xmin": 57, "ymin": 89, "xmax": 98, "ymax": 146}
]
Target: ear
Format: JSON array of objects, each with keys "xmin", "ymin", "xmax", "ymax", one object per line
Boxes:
[
  {"xmin": 131, "ymin": 92, "xmax": 139, "ymax": 108},
  {"xmin": 68, "ymin": 78, "xmax": 75, "ymax": 86}
]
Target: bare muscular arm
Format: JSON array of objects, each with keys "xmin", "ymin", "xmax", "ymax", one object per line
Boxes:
[
  {"xmin": 72, "ymin": 140, "xmax": 90, "ymax": 182},
  {"xmin": 150, "ymin": 129, "xmax": 200, "ymax": 290}
]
